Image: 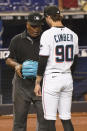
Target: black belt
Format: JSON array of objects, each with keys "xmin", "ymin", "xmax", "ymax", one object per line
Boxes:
[
  {"xmin": 52, "ymin": 72, "xmax": 70, "ymax": 74},
  {"xmin": 24, "ymin": 77, "xmax": 36, "ymax": 81}
]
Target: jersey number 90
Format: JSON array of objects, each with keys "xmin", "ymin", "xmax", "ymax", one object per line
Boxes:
[{"xmin": 55, "ymin": 45, "xmax": 73, "ymax": 62}]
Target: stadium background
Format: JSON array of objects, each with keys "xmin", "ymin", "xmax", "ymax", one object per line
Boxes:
[{"xmin": 0, "ymin": 0, "xmax": 87, "ymax": 113}]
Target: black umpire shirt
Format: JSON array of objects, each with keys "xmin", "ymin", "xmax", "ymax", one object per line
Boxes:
[{"xmin": 8, "ymin": 30, "xmax": 41, "ymax": 63}]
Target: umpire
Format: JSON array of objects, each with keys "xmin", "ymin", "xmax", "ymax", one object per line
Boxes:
[{"xmin": 6, "ymin": 12, "xmax": 56, "ymax": 131}]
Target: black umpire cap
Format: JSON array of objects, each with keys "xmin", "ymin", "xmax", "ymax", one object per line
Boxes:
[
  {"xmin": 44, "ymin": 5, "xmax": 60, "ymax": 17},
  {"xmin": 27, "ymin": 12, "xmax": 43, "ymax": 26}
]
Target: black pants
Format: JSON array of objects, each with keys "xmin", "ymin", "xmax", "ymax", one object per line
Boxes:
[{"xmin": 12, "ymin": 74, "xmax": 56, "ymax": 131}]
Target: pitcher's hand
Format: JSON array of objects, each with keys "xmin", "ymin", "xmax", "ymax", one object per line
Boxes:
[{"xmin": 34, "ymin": 84, "xmax": 41, "ymax": 96}]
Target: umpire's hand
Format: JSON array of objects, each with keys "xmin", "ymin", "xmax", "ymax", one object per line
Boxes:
[
  {"xmin": 34, "ymin": 84, "xmax": 42, "ymax": 96},
  {"xmin": 15, "ymin": 64, "xmax": 22, "ymax": 78}
]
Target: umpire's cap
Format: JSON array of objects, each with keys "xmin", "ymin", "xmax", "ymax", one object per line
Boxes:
[
  {"xmin": 27, "ymin": 12, "xmax": 43, "ymax": 26},
  {"xmin": 44, "ymin": 5, "xmax": 60, "ymax": 17}
]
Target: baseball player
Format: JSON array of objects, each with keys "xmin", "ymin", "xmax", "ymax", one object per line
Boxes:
[
  {"xmin": 34, "ymin": 5, "xmax": 79, "ymax": 131},
  {"xmin": 6, "ymin": 12, "xmax": 56, "ymax": 131}
]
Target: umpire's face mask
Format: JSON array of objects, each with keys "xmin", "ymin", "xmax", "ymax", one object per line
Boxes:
[{"xmin": 26, "ymin": 22, "xmax": 42, "ymax": 38}]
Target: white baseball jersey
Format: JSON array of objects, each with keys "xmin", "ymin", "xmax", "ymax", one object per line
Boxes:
[{"xmin": 39, "ymin": 27, "xmax": 79, "ymax": 75}]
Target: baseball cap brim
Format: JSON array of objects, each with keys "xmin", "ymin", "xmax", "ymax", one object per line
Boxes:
[{"xmin": 29, "ymin": 21, "xmax": 42, "ymax": 26}]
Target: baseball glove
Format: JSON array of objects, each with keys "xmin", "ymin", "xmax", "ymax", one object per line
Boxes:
[{"xmin": 22, "ymin": 60, "xmax": 38, "ymax": 79}]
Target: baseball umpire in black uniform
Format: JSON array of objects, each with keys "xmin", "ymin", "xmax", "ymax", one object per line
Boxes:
[{"xmin": 6, "ymin": 12, "xmax": 56, "ymax": 131}]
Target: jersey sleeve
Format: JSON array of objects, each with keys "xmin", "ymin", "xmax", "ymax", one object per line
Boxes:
[
  {"xmin": 74, "ymin": 34, "xmax": 79, "ymax": 55},
  {"xmin": 39, "ymin": 32, "xmax": 50, "ymax": 56},
  {"xmin": 7, "ymin": 37, "xmax": 16, "ymax": 59}
]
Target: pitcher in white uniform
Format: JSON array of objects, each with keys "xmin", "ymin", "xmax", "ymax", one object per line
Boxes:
[{"xmin": 34, "ymin": 5, "xmax": 79, "ymax": 131}]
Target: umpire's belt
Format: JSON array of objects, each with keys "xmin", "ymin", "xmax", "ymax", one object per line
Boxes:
[{"xmin": 27, "ymin": 77, "xmax": 36, "ymax": 81}]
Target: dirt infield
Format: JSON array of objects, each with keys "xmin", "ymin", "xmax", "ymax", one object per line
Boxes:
[{"xmin": 0, "ymin": 113, "xmax": 87, "ymax": 131}]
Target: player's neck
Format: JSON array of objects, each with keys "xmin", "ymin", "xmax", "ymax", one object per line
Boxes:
[{"xmin": 51, "ymin": 21, "xmax": 63, "ymax": 27}]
